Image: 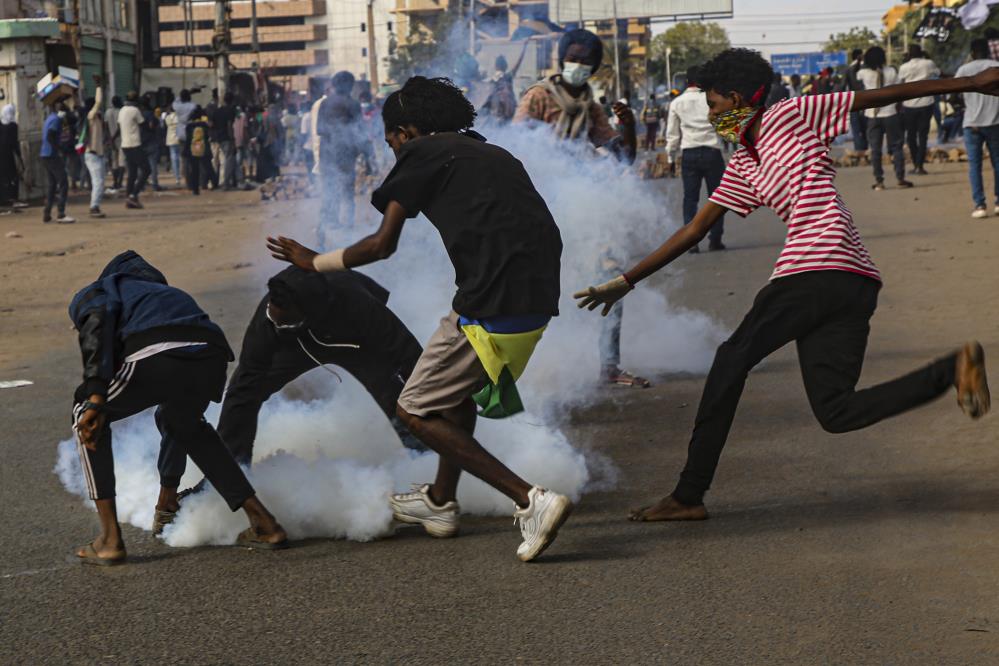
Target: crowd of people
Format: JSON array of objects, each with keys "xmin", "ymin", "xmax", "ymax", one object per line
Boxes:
[{"xmin": 59, "ymin": 27, "xmax": 999, "ymax": 570}]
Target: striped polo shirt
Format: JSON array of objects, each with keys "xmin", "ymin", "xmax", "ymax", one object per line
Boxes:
[{"xmin": 708, "ymin": 91, "xmax": 881, "ymax": 283}]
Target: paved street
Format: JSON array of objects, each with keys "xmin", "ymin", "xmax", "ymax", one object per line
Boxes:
[{"xmin": 3, "ymin": 162, "xmax": 999, "ymax": 663}]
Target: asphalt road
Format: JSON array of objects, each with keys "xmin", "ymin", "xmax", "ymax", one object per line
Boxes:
[{"xmin": 3, "ymin": 163, "xmax": 999, "ymax": 663}]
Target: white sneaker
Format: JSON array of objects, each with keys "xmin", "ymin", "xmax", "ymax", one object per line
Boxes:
[
  {"xmin": 993, "ymin": 205, "xmax": 999, "ymax": 216},
  {"xmin": 972, "ymin": 206, "xmax": 988, "ymax": 219},
  {"xmin": 390, "ymin": 483, "xmax": 459, "ymax": 538},
  {"xmin": 514, "ymin": 486, "xmax": 573, "ymax": 562}
]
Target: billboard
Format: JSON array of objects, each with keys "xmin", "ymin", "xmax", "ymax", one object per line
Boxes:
[
  {"xmin": 770, "ymin": 51, "xmax": 848, "ymax": 76},
  {"xmin": 551, "ymin": 0, "xmax": 732, "ymax": 24}
]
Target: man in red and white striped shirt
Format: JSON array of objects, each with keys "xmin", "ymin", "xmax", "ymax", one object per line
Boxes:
[{"xmin": 575, "ymin": 48, "xmax": 999, "ymax": 522}]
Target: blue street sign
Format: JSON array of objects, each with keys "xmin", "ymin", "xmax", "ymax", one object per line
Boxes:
[{"xmin": 770, "ymin": 51, "xmax": 847, "ymax": 76}]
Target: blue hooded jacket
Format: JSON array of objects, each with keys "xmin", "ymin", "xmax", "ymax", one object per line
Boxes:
[{"xmin": 69, "ymin": 250, "xmax": 233, "ymax": 400}]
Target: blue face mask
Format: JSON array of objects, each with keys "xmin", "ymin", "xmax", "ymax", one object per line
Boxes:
[{"xmin": 562, "ymin": 62, "xmax": 593, "ymax": 88}]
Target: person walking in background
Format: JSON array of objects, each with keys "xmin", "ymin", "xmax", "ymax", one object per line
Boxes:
[
  {"xmin": 666, "ymin": 65, "xmax": 726, "ymax": 253},
  {"xmin": 104, "ymin": 96, "xmax": 124, "ymax": 191},
  {"xmin": 843, "ymin": 49, "xmax": 869, "ymax": 156},
  {"xmin": 164, "ymin": 106, "xmax": 181, "ymax": 186},
  {"xmin": 957, "ymin": 38, "xmax": 999, "ymax": 218},
  {"xmin": 281, "ymin": 103, "xmax": 299, "ymax": 165},
  {"xmin": 641, "ymin": 94, "xmax": 662, "ymax": 151},
  {"xmin": 184, "ymin": 106, "xmax": 211, "ymax": 196},
  {"xmin": 787, "ymin": 74, "xmax": 803, "ymax": 98},
  {"xmin": 858, "ymin": 46, "xmax": 912, "ymax": 191},
  {"xmin": 765, "ymin": 72, "xmax": 789, "ymax": 108},
  {"xmin": 82, "ymin": 76, "xmax": 107, "ymax": 218},
  {"xmin": 172, "ymin": 89, "xmax": 196, "ymax": 186},
  {"xmin": 0, "ymin": 103, "xmax": 25, "ymax": 208},
  {"xmin": 898, "ymin": 44, "xmax": 940, "ymax": 176},
  {"xmin": 316, "ymin": 71, "xmax": 366, "ymax": 244},
  {"xmin": 140, "ymin": 96, "xmax": 162, "ymax": 192},
  {"xmin": 40, "ymin": 102, "xmax": 74, "ymax": 223},
  {"xmin": 233, "ymin": 105, "xmax": 250, "ymax": 186},
  {"xmin": 119, "ymin": 91, "xmax": 149, "ymax": 209},
  {"xmin": 211, "ymin": 92, "xmax": 237, "ymax": 190},
  {"xmin": 939, "ymin": 90, "xmax": 965, "ymax": 143},
  {"xmin": 59, "ymin": 103, "xmax": 81, "ymax": 191}
]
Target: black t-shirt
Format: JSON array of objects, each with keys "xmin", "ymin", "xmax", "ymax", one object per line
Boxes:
[
  {"xmin": 371, "ymin": 132, "xmax": 562, "ymax": 319},
  {"xmin": 210, "ymin": 104, "xmax": 235, "ymax": 142}
]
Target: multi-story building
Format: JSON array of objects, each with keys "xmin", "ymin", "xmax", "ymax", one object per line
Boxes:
[
  {"xmin": 157, "ymin": 0, "xmax": 329, "ymax": 92},
  {"xmin": 316, "ymin": 0, "xmax": 395, "ymax": 91}
]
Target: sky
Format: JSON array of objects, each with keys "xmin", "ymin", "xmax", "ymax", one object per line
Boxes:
[{"xmin": 651, "ymin": 0, "xmax": 898, "ymax": 59}]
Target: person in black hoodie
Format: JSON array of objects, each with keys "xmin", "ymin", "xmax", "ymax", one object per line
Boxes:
[
  {"xmin": 68, "ymin": 251, "xmax": 288, "ymax": 565},
  {"xmin": 155, "ymin": 266, "xmax": 425, "ymax": 515}
]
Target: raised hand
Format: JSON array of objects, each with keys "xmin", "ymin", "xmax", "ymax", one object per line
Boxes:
[
  {"xmin": 572, "ymin": 275, "xmax": 633, "ymax": 316},
  {"xmin": 266, "ymin": 235, "xmax": 318, "ymax": 271}
]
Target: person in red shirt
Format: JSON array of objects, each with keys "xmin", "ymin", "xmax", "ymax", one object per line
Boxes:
[{"xmin": 575, "ymin": 48, "xmax": 999, "ymax": 521}]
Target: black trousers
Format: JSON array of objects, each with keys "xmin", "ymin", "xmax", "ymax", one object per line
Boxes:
[
  {"xmin": 672, "ymin": 271, "xmax": 957, "ymax": 506},
  {"xmin": 123, "ymin": 146, "xmax": 150, "ymax": 198},
  {"xmin": 158, "ymin": 330, "xmax": 424, "ymax": 484},
  {"xmin": 73, "ymin": 348, "xmax": 255, "ymax": 511},
  {"xmin": 681, "ymin": 146, "xmax": 725, "ymax": 243},
  {"xmin": 902, "ymin": 105, "xmax": 934, "ymax": 170},
  {"xmin": 42, "ymin": 154, "xmax": 68, "ymax": 216}
]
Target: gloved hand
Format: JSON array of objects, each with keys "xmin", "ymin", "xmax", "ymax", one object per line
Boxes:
[{"xmin": 573, "ymin": 275, "xmax": 633, "ymax": 316}]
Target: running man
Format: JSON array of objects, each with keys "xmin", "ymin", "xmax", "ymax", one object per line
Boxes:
[
  {"xmin": 268, "ymin": 76, "xmax": 572, "ymax": 562},
  {"xmin": 575, "ymin": 48, "xmax": 994, "ymax": 522},
  {"xmin": 68, "ymin": 251, "xmax": 287, "ymax": 564}
]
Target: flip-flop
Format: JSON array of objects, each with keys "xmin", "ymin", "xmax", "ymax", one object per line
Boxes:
[
  {"xmin": 235, "ymin": 527, "xmax": 289, "ymax": 551},
  {"xmin": 70, "ymin": 543, "xmax": 127, "ymax": 567}
]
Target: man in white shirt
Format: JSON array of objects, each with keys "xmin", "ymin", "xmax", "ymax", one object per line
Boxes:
[
  {"xmin": 956, "ymin": 38, "xmax": 999, "ymax": 218},
  {"xmin": 857, "ymin": 46, "xmax": 912, "ymax": 190},
  {"xmin": 667, "ymin": 65, "xmax": 726, "ymax": 252},
  {"xmin": 898, "ymin": 45, "xmax": 941, "ymax": 175},
  {"xmin": 118, "ymin": 91, "xmax": 149, "ymax": 209}
]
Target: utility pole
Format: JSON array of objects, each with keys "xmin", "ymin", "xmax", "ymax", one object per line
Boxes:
[
  {"xmin": 250, "ymin": 0, "xmax": 259, "ymax": 71},
  {"xmin": 213, "ymin": 0, "xmax": 230, "ymax": 99},
  {"xmin": 367, "ymin": 0, "xmax": 380, "ymax": 91},
  {"xmin": 611, "ymin": 0, "xmax": 621, "ymax": 100},
  {"xmin": 102, "ymin": 0, "xmax": 115, "ymax": 98},
  {"xmin": 577, "ymin": 0, "xmax": 583, "ymax": 25}
]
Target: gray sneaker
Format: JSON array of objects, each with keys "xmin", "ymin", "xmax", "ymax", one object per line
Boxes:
[{"xmin": 390, "ymin": 483, "xmax": 459, "ymax": 538}]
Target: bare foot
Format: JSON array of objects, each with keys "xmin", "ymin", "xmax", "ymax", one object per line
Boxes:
[
  {"xmin": 956, "ymin": 341, "xmax": 990, "ymax": 419},
  {"xmin": 629, "ymin": 495, "xmax": 709, "ymax": 522}
]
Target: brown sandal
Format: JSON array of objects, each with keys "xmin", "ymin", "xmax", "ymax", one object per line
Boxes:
[
  {"xmin": 71, "ymin": 542, "xmax": 127, "ymax": 566},
  {"xmin": 235, "ymin": 527, "xmax": 289, "ymax": 550},
  {"xmin": 152, "ymin": 509, "xmax": 177, "ymax": 536}
]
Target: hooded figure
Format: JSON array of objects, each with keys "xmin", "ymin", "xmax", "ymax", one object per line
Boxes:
[
  {"xmin": 0, "ymin": 103, "xmax": 21, "ymax": 204},
  {"xmin": 155, "ymin": 265, "xmax": 425, "ymax": 496},
  {"xmin": 69, "ymin": 250, "xmax": 232, "ymax": 402}
]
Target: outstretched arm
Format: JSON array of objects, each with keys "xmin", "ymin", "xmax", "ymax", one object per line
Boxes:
[
  {"xmin": 853, "ymin": 66, "xmax": 999, "ymax": 112},
  {"xmin": 267, "ymin": 200, "xmax": 408, "ymax": 271},
  {"xmin": 573, "ymin": 202, "xmax": 726, "ymax": 314}
]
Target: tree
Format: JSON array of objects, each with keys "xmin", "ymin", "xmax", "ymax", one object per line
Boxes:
[
  {"xmin": 822, "ymin": 27, "xmax": 880, "ymax": 55},
  {"xmin": 648, "ymin": 22, "xmax": 730, "ymax": 87},
  {"xmin": 386, "ymin": 11, "xmax": 469, "ymax": 84}
]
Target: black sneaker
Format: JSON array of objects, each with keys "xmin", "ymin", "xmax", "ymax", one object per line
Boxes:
[
  {"xmin": 89, "ymin": 207, "xmax": 106, "ymax": 218},
  {"xmin": 897, "ymin": 179, "xmax": 914, "ymax": 189},
  {"xmin": 708, "ymin": 240, "xmax": 727, "ymax": 251},
  {"xmin": 43, "ymin": 211, "xmax": 52, "ymax": 223}
]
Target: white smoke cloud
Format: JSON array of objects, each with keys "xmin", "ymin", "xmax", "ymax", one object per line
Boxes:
[{"xmin": 55, "ymin": 119, "xmax": 724, "ymax": 548}]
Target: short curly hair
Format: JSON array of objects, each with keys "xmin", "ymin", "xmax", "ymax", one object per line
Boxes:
[
  {"xmin": 382, "ymin": 76, "xmax": 476, "ymax": 135},
  {"xmin": 698, "ymin": 48, "xmax": 774, "ymax": 106}
]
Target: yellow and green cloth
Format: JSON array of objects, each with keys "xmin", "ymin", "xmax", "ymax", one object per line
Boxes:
[{"xmin": 458, "ymin": 314, "xmax": 550, "ymax": 419}]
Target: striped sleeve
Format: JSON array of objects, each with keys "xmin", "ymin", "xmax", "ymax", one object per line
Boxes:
[
  {"xmin": 794, "ymin": 92, "xmax": 854, "ymax": 144},
  {"xmin": 708, "ymin": 160, "xmax": 762, "ymax": 217}
]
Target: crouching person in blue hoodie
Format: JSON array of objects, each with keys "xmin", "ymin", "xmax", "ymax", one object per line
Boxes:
[{"xmin": 69, "ymin": 250, "xmax": 288, "ymax": 565}]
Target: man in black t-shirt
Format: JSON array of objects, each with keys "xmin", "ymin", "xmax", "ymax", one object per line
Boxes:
[
  {"xmin": 268, "ymin": 76, "xmax": 573, "ymax": 562},
  {"xmin": 211, "ymin": 92, "xmax": 237, "ymax": 189}
]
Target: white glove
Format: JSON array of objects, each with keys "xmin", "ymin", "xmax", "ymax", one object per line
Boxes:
[{"xmin": 573, "ymin": 275, "xmax": 633, "ymax": 316}]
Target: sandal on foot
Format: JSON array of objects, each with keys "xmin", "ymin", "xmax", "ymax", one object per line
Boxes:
[
  {"xmin": 605, "ymin": 370, "xmax": 652, "ymax": 388},
  {"xmin": 152, "ymin": 509, "xmax": 177, "ymax": 536},
  {"xmin": 235, "ymin": 527, "xmax": 289, "ymax": 550},
  {"xmin": 71, "ymin": 543, "xmax": 126, "ymax": 566}
]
